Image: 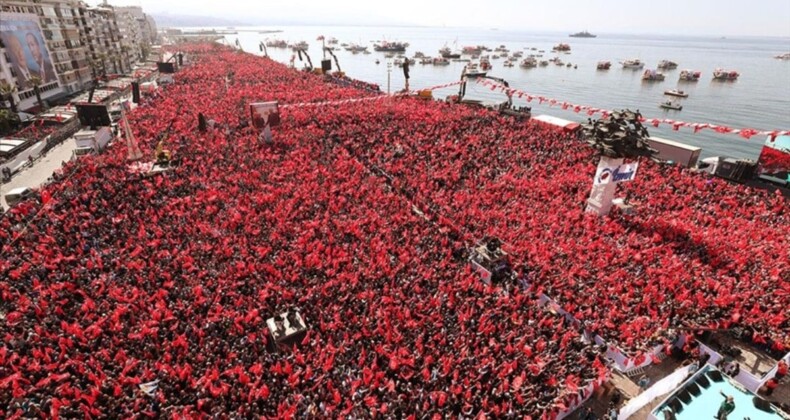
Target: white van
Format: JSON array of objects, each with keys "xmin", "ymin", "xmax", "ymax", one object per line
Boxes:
[{"xmin": 5, "ymin": 187, "xmax": 34, "ymax": 207}]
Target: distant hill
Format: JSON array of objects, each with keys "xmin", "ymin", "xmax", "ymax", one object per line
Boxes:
[{"xmin": 152, "ymin": 13, "xmax": 254, "ymax": 28}]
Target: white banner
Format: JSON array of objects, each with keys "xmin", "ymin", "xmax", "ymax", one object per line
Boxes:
[{"xmin": 594, "ymin": 160, "xmax": 640, "ymax": 185}]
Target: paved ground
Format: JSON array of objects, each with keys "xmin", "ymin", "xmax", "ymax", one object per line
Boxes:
[{"xmin": 1, "ymin": 138, "xmax": 77, "ymax": 210}]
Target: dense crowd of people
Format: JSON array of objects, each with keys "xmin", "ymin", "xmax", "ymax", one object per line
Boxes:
[{"xmin": 0, "ymin": 43, "xmax": 787, "ymax": 417}]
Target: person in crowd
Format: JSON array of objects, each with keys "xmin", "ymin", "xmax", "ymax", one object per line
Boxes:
[{"xmin": 716, "ymin": 392, "xmax": 735, "ymax": 420}]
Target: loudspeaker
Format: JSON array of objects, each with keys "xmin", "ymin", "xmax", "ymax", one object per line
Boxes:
[
  {"xmin": 321, "ymin": 59, "xmax": 332, "ymax": 72},
  {"xmin": 177, "ymin": 53, "xmax": 183, "ymax": 66},
  {"xmin": 753, "ymin": 397, "xmax": 774, "ymax": 412},
  {"xmin": 157, "ymin": 62, "xmax": 175, "ymax": 74},
  {"xmin": 131, "ymin": 82, "xmax": 140, "ymax": 103}
]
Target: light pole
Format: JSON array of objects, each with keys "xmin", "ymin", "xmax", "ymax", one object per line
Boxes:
[{"xmin": 386, "ymin": 61, "xmax": 392, "ymax": 94}]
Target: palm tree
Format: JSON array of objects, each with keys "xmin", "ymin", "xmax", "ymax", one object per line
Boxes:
[
  {"xmin": 0, "ymin": 80, "xmax": 18, "ymax": 114},
  {"xmin": 28, "ymin": 75, "xmax": 47, "ymax": 111}
]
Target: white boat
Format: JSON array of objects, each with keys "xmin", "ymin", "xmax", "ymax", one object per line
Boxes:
[
  {"xmin": 642, "ymin": 69, "xmax": 666, "ymax": 81},
  {"xmin": 432, "ymin": 57, "xmax": 450, "ymax": 65},
  {"xmin": 520, "ymin": 57, "xmax": 537, "ymax": 68},
  {"xmin": 464, "ymin": 63, "xmax": 487, "ymax": 78},
  {"xmin": 622, "ymin": 59, "xmax": 645, "ymax": 69},
  {"xmin": 664, "ymin": 89, "xmax": 689, "ymax": 98},
  {"xmin": 657, "ymin": 60, "xmax": 678, "ymax": 70},
  {"xmin": 660, "ymin": 100, "xmax": 682, "ymax": 110},
  {"xmin": 713, "ymin": 68, "xmax": 739, "ymax": 81},
  {"xmin": 679, "ymin": 69, "xmax": 701, "ymax": 82},
  {"xmin": 774, "ymin": 52, "xmax": 790, "ymax": 60}
]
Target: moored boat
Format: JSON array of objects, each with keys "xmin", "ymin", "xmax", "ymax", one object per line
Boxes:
[
  {"xmin": 480, "ymin": 57, "xmax": 492, "ymax": 71},
  {"xmin": 503, "ymin": 60, "xmax": 514, "ymax": 67},
  {"xmin": 265, "ymin": 39, "xmax": 288, "ymax": 48},
  {"xmin": 464, "ymin": 63, "xmax": 487, "ymax": 78},
  {"xmin": 660, "ymin": 100, "xmax": 682, "ymax": 110},
  {"xmin": 374, "ymin": 41, "xmax": 408, "ymax": 52},
  {"xmin": 712, "ymin": 68, "xmax": 739, "ymax": 81},
  {"xmin": 520, "ymin": 57, "xmax": 537, "ymax": 68},
  {"xmin": 664, "ymin": 89, "xmax": 689, "ymax": 98},
  {"xmin": 552, "ymin": 43, "xmax": 571, "ymax": 52},
  {"xmin": 432, "ymin": 57, "xmax": 450, "ymax": 66},
  {"xmin": 642, "ymin": 69, "xmax": 666, "ymax": 81},
  {"xmin": 597, "ymin": 61, "xmax": 611, "ymax": 70},
  {"xmin": 621, "ymin": 59, "xmax": 644, "ymax": 69},
  {"xmin": 657, "ymin": 60, "xmax": 678, "ymax": 70},
  {"xmin": 679, "ymin": 69, "xmax": 701, "ymax": 82},
  {"xmin": 290, "ymin": 41, "xmax": 309, "ymax": 51},
  {"xmin": 774, "ymin": 52, "xmax": 790, "ymax": 60},
  {"xmin": 439, "ymin": 46, "xmax": 461, "ymax": 59}
]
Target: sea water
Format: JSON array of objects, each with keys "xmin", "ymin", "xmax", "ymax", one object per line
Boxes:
[{"xmin": 214, "ymin": 26, "xmax": 789, "ymax": 159}]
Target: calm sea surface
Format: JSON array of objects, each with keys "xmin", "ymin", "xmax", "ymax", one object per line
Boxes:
[{"xmin": 214, "ymin": 26, "xmax": 790, "ymax": 159}]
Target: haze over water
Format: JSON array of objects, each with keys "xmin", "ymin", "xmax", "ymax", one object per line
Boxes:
[{"xmin": 218, "ymin": 26, "xmax": 790, "ymax": 159}]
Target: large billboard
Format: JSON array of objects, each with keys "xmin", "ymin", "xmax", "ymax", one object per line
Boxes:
[
  {"xmin": 0, "ymin": 13, "xmax": 58, "ymax": 90},
  {"xmin": 758, "ymin": 135, "xmax": 790, "ymax": 185}
]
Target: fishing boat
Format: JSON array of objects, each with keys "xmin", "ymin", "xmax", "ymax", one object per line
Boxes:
[
  {"xmin": 495, "ymin": 45, "xmax": 510, "ymax": 53},
  {"xmin": 439, "ymin": 46, "xmax": 461, "ymax": 59},
  {"xmin": 265, "ymin": 39, "xmax": 288, "ymax": 48},
  {"xmin": 414, "ymin": 51, "xmax": 426, "ymax": 58},
  {"xmin": 566, "ymin": 63, "xmax": 572, "ymax": 67},
  {"xmin": 774, "ymin": 52, "xmax": 790, "ymax": 60},
  {"xmin": 419, "ymin": 57, "xmax": 433, "ymax": 65},
  {"xmin": 432, "ymin": 57, "xmax": 450, "ymax": 66},
  {"xmin": 480, "ymin": 57, "xmax": 492, "ymax": 71},
  {"xmin": 642, "ymin": 69, "xmax": 666, "ymax": 81},
  {"xmin": 290, "ymin": 41, "xmax": 309, "ymax": 51},
  {"xmin": 622, "ymin": 59, "xmax": 644, "ymax": 69},
  {"xmin": 512, "ymin": 51, "xmax": 523, "ymax": 58},
  {"xmin": 462, "ymin": 46, "xmax": 484, "ymax": 55},
  {"xmin": 492, "ymin": 55, "xmax": 500, "ymax": 59},
  {"xmin": 374, "ymin": 41, "xmax": 408, "ymax": 52},
  {"xmin": 552, "ymin": 43, "xmax": 571, "ymax": 52},
  {"xmin": 679, "ymin": 69, "xmax": 701, "ymax": 82},
  {"xmin": 660, "ymin": 100, "xmax": 682, "ymax": 110},
  {"xmin": 664, "ymin": 89, "xmax": 689, "ymax": 98},
  {"xmin": 464, "ymin": 63, "xmax": 487, "ymax": 78},
  {"xmin": 657, "ymin": 60, "xmax": 678, "ymax": 70},
  {"xmin": 539, "ymin": 60, "xmax": 549, "ymax": 66},
  {"xmin": 569, "ymin": 30, "xmax": 597, "ymax": 38},
  {"xmin": 393, "ymin": 57, "xmax": 415, "ymax": 66},
  {"xmin": 597, "ymin": 61, "xmax": 611, "ymax": 70},
  {"xmin": 712, "ymin": 68, "xmax": 739, "ymax": 81},
  {"xmin": 520, "ymin": 57, "xmax": 537, "ymax": 68},
  {"xmin": 503, "ymin": 60, "xmax": 515, "ymax": 67},
  {"xmin": 346, "ymin": 44, "xmax": 368, "ymax": 53},
  {"xmin": 327, "ymin": 37, "xmax": 339, "ymax": 45}
]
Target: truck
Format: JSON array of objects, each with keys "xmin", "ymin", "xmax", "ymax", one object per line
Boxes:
[
  {"xmin": 647, "ymin": 136, "xmax": 702, "ymax": 168},
  {"xmin": 73, "ymin": 127, "xmax": 113, "ymax": 158}
]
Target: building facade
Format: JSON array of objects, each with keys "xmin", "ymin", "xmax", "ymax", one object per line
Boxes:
[{"xmin": 0, "ymin": 0, "xmax": 156, "ymax": 113}]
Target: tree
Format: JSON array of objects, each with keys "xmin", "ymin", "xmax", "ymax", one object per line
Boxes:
[
  {"xmin": 0, "ymin": 80, "xmax": 18, "ymax": 114},
  {"xmin": 0, "ymin": 109, "xmax": 21, "ymax": 135},
  {"xmin": 28, "ymin": 75, "xmax": 47, "ymax": 111}
]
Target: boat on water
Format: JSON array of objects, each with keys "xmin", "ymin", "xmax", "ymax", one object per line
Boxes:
[
  {"xmin": 327, "ymin": 37, "xmax": 339, "ymax": 45},
  {"xmin": 713, "ymin": 68, "xmax": 739, "ymax": 81},
  {"xmin": 642, "ymin": 69, "xmax": 666, "ymax": 81},
  {"xmin": 503, "ymin": 60, "xmax": 514, "ymax": 67},
  {"xmin": 657, "ymin": 60, "xmax": 678, "ymax": 70},
  {"xmin": 539, "ymin": 60, "xmax": 549, "ymax": 66},
  {"xmin": 621, "ymin": 59, "xmax": 644, "ymax": 69},
  {"xmin": 462, "ymin": 45, "xmax": 484, "ymax": 55},
  {"xmin": 512, "ymin": 51, "xmax": 523, "ymax": 58},
  {"xmin": 664, "ymin": 89, "xmax": 689, "ymax": 98},
  {"xmin": 432, "ymin": 57, "xmax": 450, "ymax": 66},
  {"xmin": 774, "ymin": 52, "xmax": 790, "ymax": 60},
  {"xmin": 419, "ymin": 57, "xmax": 433, "ymax": 65},
  {"xmin": 552, "ymin": 43, "xmax": 571, "ymax": 52},
  {"xmin": 393, "ymin": 57, "xmax": 415, "ymax": 66},
  {"xmin": 439, "ymin": 46, "xmax": 461, "ymax": 59},
  {"xmin": 520, "ymin": 57, "xmax": 537, "ymax": 68},
  {"xmin": 566, "ymin": 63, "xmax": 572, "ymax": 67},
  {"xmin": 265, "ymin": 39, "xmax": 288, "ymax": 48},
  {"xmin": 345, "ymin": 44, "xmax": 368, "ymax": 53},
  {"xmin": 375, "ymin": 59, "xmax": 380, "ymax": 65},
  {"xmin": 414, "ymin": 51, "xmax": 426, "ymax": 58},
  {"xmin": 660, "ymin": 100, "xmax": 682, "ymax": 110},
  {"xmin": 464, "ymin": 63, "xmax": 487, "ymax": 78},
  {"xmin": 290, "ymin": 41, "xmax": 309, "ymax": 51},
  {"xmin": 679, "ymin": 69, "xmax": 701, "ymax": 81},
  {"xmin": 374, "ymin": 41, "xmax": 408, "ymax": 52},
  {"xmin": 569, "ymin": 30, "xmax": 596, "ymax": 38},
  {"xmin": 597, "ymin": 61, "xmax": 611, "ymax": 70},
  {"xmin": 480, "ymin": 57, "xmax": 492, "ymax": 71}
]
